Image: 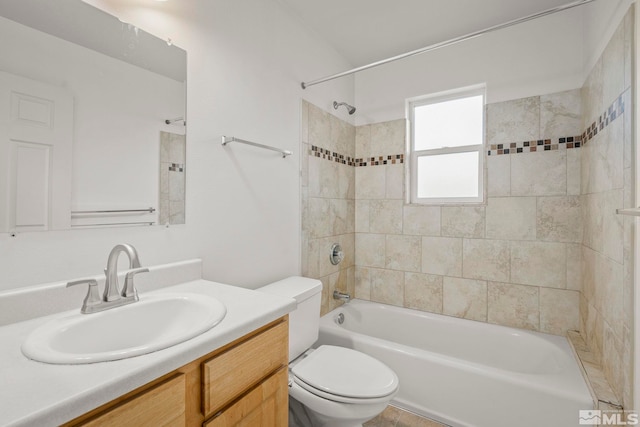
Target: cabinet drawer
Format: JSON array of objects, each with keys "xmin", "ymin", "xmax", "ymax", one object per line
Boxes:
[
  {"xmin": 202, "ymin": 320, "xmax": 288, "ymax": 417},
  {"xmin": 203, "ymin": 368, "xmax": 288, "ymax": 427},
  {"xmin": 80, "ymin": 373, "xmax": 186, "ymax": 427}
]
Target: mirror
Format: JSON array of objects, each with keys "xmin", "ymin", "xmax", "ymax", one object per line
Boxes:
[{"xmin": 0, "ymin": 0, "xmax": 187, "ymax": 232}]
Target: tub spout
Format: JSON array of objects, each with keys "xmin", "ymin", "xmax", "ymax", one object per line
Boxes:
[{"xmin": 333, "ymin": 290, "xmax": 351, "ymax": 303}]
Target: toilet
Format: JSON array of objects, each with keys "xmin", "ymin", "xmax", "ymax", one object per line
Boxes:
[{"xmin": 259, "ymin": 277, "xmax": 399, "ymax": 427}]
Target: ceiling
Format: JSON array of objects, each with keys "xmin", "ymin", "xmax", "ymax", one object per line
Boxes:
[{"xmin": 277, "ymin": 0, "xmax": 580, "ymax": 67}]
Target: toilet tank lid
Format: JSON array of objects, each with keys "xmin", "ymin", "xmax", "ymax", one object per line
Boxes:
[{"xmin": 258, "ymin": 276, "xmax": 322, "ymax": 303}]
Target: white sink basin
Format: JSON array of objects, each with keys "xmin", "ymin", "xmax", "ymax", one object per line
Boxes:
[{"xmin": 21, "ymin": 292, "xmax": 226, "ymax": 364}]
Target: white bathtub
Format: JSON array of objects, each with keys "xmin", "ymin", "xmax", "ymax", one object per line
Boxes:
[{"xmin": 317, "ymin": 299, "xmax": 592, "ymax": 427}]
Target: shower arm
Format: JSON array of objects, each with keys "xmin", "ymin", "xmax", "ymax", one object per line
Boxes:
[{"xmin": 301, "ymin": 0, "xmax": 596, "ymax": 89}]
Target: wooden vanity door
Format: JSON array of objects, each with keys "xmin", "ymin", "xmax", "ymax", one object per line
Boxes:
[{"xmin": 204, "ymin": 368, "xmax": 288, "ymax": 427}]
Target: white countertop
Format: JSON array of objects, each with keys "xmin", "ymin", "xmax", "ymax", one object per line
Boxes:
[{"xmin": 0, "ymin": 279, "xmax": 296, "ymax": 427}]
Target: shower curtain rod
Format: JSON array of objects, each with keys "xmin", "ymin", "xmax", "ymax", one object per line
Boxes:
[{"xmin": 301, "ymin": 0, "xmax": 596, "ymax": 89}]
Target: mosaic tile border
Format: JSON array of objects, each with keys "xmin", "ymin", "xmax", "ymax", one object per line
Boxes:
[
  {"xmin": 309, "ymin": 145, "xmax": 404, "ymax": 167},
  {"xmin": 309, "ymin": 93, "xmax": 626, "ymax": 165},
  {"xmin": 582, "ymin": 93, "xmax": 625, "ymax": 144},
  {"xmin": 168, "ymin": 163, "xmax": 184, "ymax": 172},
  {"xmin": 487, "ymin": 136, "xmax": 581, "ymax": 156}
]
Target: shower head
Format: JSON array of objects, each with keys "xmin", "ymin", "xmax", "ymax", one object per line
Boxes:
[{"xmin": 333, "ymin": 101, "xmax": 356, "ymax": 115}]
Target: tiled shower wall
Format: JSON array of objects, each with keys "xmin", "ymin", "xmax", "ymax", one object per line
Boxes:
[
  {"xmin": 301, "ymin": 101, "xmax": 356, "ymax": 315},
  {"xmin": 159, "ymin": 131, "xmax": 186, "ymax": 225},
  {"xmin": 354, "ymin": 91, "xmax": 583, "ymax": 336},
  {"xmin": 580, "ymin": 8, "xmax": 633, "ymax": 407},
  {"xmin": 301, "ymin": 8, "xmax": 634, "ymax": 401}
]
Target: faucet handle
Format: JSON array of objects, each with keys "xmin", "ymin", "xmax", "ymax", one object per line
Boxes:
[
  {"xmin": 122, "ymin": 268, "xmax": 149, "ymax": 298},
  {"xmin": 67, "ymin": 279, "xmax": 102, "ymax": 313}
]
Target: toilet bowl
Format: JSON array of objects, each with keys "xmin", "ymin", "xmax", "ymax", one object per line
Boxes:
[{"xmin": 258, "ymin": 277, "xmax": 398, "ymax": 427}]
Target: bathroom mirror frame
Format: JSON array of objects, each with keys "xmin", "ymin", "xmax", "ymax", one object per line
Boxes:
[{"xmin": 0, "ymin": 0, "xmax": 187, "ymax": 232}]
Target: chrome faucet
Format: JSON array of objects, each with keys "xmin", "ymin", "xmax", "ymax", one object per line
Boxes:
[
  {"xmin": 67, "ymin": 244, "xmax": 148, "ymax": 314},
  {"xmin": 104, "ymin": 243, "xmax": 142, "ymax": 301},
  {"xmin": 333, "ymin": 290, "xmax": 351, "ymax": 303}
]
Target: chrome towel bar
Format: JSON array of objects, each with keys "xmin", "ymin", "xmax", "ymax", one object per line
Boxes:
[
  {"xmin": 71, "ymin": 208, "xmax": 156, "ymax": 215},
  {"xmin": 222, "ymin": 136, "xmax": 292, "ymax": 158}
]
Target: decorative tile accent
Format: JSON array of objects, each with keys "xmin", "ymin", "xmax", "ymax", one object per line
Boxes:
[
  {"xmin": 486, "ymin": 94, "xmax": 625, "ymax": 156},
  {"xmin": 582, "ymin": 93, "xmax": 625, "ymax": 144},
  {"xmin": 487, "ymin": 136, "xmax": 581, "ymax": 156},
  {"xmin": 168, "ymin": 163, "xmax": 184, "ymax": 172},
  {"xmin": 310, "ymin": 145, "xmax": 356, "ymax": 166},
  {"xmin": 354, "ymin": 154, "xmax": 404, "ymax": 167},
  {"xmin": 309, "ymin": 145, "xmax": 403, "ymax": 167}
]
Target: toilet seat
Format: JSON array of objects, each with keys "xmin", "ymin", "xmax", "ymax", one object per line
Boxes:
[{"xmin": 291, "ymin": 345, "xmax": 399, "ymax": 404}]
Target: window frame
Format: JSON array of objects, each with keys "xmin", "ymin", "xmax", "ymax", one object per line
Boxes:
[{"xmin": 407, "ymin": 85, "xmax": 486, "ymax": 205}]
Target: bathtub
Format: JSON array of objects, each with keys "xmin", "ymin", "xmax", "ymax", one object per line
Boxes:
[{"xmin": 317, "ymin": 299, "xmax": 592, "ymax": 427}]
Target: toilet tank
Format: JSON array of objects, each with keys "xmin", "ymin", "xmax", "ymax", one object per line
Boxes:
[{"xmin": 258, "ymin": 276, "xmax": 322, "ymax": 362}]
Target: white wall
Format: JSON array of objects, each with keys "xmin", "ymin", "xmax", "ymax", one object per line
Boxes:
[
  {"xmin": 354, "ymin": 7, "xmax": 585, "ymax": 125},
  {"xmin": 0, "ymin": 0, "xmax": 353, "ymax": 291}
]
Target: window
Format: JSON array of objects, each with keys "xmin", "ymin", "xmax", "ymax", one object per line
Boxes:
[{"xmin": 408, "ymin": 85, "xmax": 485, "ymax": 204}]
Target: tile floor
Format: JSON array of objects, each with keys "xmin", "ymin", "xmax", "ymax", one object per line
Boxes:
[{"xmin": 364, "ymin": 405, "xmax": 449, "ymax": 427}]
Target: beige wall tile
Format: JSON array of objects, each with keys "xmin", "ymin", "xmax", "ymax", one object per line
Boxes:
[
  {"xmin": 331, "ymin": 116, "xmax": 355, "ymax": 159},
  {"xmin": 583, "ymin": 192, "xmax": 604, "ymax": 252},
  {"xmin": 404, "ymin": 272, "xmax": 443, "ymax": 313},
  {"xmin": 356, "ymin": 124, "xmax": 371, "ymax": 159},
  {"xmin": 488, "ymin": 282, "xmax": 539, "ymax": 330},
  {"xmin": 443, "ymin": 277, "xmax": 487, "ymax": 322},
  {"xmin": 487, "ymin": 155, "xmax": 510, "ymax": 197},
  {"xmin": 485, "ymin": 197, "xmax": 536, "ymax": 240},
  {"xmin": 369, "ymin": 200, "xmax": 403, "ymax": 234},
  {"xmin": 486, "ymin": 97, "xmax": 540, "ymax": 146},
  {"xmin": 566, "ymin": 148, "xmax": 581, "ymax": 196},
  {"xmin": 596, "ymin": 253, "xmax": 624, "ymax": 339},
  {"xmin": 308, "ymin": 103, "xmax": 332, "ymax": 150},
  {"xmin": 370, "ymin": 119, "xmax": 405, "ymax": 155},
  {"xmin": 582, "ymin": 56, "xmax": 603, "ymax": 126},
  {"xmin": 356, "ymin": 166, "xmax": 386, "ymax": 199},
  {"xmin": 462, "ymin": 239, "xmax": 510, "ymax": 282},
  {"xmin": 338, "ymin": 162, "xmax": 355, "ymax": 200},
  {"xmin": 403, "ymin": 205, "xmax": 441, "ymax": 236},
  {"xmin": 386, "ymin": 235, "xmax": 421, "ymax": 272},
  {"xmin": 511, "ymin": 151, "xmax": 567, "ymax": 196},
  {"xmin": 301, "ymin": 100, "xmax": 309, "ymax": 144},
  {"xmin": 539, "ymin": 288, "xmax": 579, "ymax": 335},
  {"xmin": 422, "ymin": 237, "xmax": 462, "ymax": 277},
  {"xmin": 385, "ymin": 165, "xmax": 404, "ymax": 200},
  {"xmin": 602, "ymin": 21, "xmax": 625, "ymax": 108},
  {"xmin": 309, "ymin": 155, "xmax": 339, "ymax": 198},
  {"xmin": 355, "ymin": 267, "xmax": 371, "ymax": 300},
  {"xmin": 307, "ymin": 197, "xmax": 331, "ymax": 238},
  {"xmin": 511, "ymin": 241, "xmax": 566, "ymax": 289},
  {"xmin": 355, "ymin": 200, "xmax": 370, "ymax": 232},
  {"xmin": 566, "ymin": 243, "xmax": 582, "ymax": 291},
  {"xmin": 536, "ymin": 196, "xmax": 582, "ymax": 243},
  {"xmin": 603, "ymin": 189, "xmax": 624, "ymax": 264},
  {"xmin": 338, "ymin": 233, "xmax": 356, "ymax": 268},
  {"xmin": 624, "ymin": 90, "xmax": 632, "ymax": 169},
  {"xmin": 539, "ymin": 89, "xmax": 582, "ymax": 138},
  {"xmin": 355, "ymin": 233, "xmax": 386, "ymax": 268},
  {"xmin": 329, "ymin": 199, "xmax": 350, "ymax": 235},
  {"xmin": 441, "ymin": 206, "xmax": 485, "ymax": 238},
  {"xmin": 370, "ymin": 268, "xmax": 405, "ymax": 306}
]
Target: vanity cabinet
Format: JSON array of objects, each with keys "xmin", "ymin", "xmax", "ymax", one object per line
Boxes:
[{"xmin": 63, "ymin": 316, "xmax": 289, "ymax": 427}]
